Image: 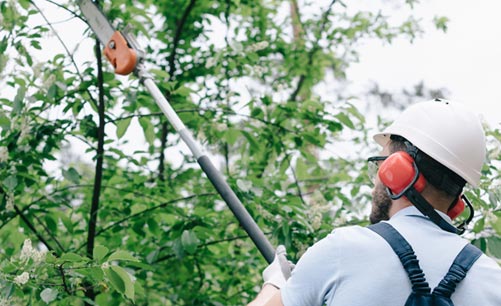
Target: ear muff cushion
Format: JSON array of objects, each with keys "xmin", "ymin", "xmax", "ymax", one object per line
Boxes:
[
  {"xmin": 378, "ymin": 151, "xmax": 426, "ymax": 194},
  {"xmin": 447, "ymin": 198, "xmax": 465, "ymax": 220}
]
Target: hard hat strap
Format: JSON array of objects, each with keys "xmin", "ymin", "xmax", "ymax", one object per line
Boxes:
[{"xmin": 405, "ymin": 187, "xmax": 459, "ymax": 234}]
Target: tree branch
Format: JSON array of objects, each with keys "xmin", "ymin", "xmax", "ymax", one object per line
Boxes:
[
  {"xmin": 95, "ymin": 193, "xmax": 216, "ymax": 237},
  {"xmin": 59, "ymin": 264, "xmax": 72, "ymax": 295},
  {"xmin": 109, "ymin": 107, "xmax": 297, "ymax": 134},
  {"xmin": 284, "ymin": 153, "xmax": 307, "ymax": 207},
  {"xmin": 30, "ymin": 208, "xmax": 66, "ymax": 253},
  {"xmin": 158, "ymin": 0, "xmax": 198, "ymax": 180},
  {"xmin": 290, "ymin": 0, "xmax": 337, "ymax": 102},
  {"xmin": 154, "ymin": 233, "xmax": 263, "ymax": 263},
  {"xmin": 30, "ymin": 0, "xmax": 100, "ymax": 110},
  {"xmin": 0, "ymin": 184, "xmax": 165, "ymax": 233},
  {"xmin": 13, "ymin": 204, "xmax": 54, "ymax": 253},
  {"xmin": 158, "ymin": 122, "xmax": 169, "ymax": 181},
  {"xmin": 290, "ymin": 0, "xmax": 304, "ymax": 40},
  {"xmin": 84, "ymin": 34, "xmax": 107, "ymax": 303},
  {"xmin": 42, "ymin": 0, "xmax": 86, "ymax": 22}
]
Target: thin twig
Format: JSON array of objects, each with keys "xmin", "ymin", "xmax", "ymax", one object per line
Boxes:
[
  {"xmin": 30, "ymin": 208, "xmax": 66, "ymax": 253},
  {"xmin": 109, "ymin": 107, "xmax": 296, "ymax": 134},
  {"xmin": 284, "ymin": 153, "xmax": 307, "ymax": 206},
  {"xmin": 290, "ymin": 0, "xmax": 337, "ymax": 102},
  {"xmin": 29, "ymin": 0, "xmax": 99, "ymax": 110},
  {"xmin": 58, "ymin": 264, "xmax": 72, "ymax": 295},
  {"xmin": 158, "ymin": 0, "xmax": 198, "ymax": 180},
  {"xmin": 13, "ymin": 204, "xmax": 54, "ymax": 252},
  {"xmin": 43, "ymin": 0, "xmax": 86, "ymax": 22},
  {"xmin": 154, "ymin": 233, "xmax": 267, "ymax": 263},
  {"xmin": 95, "ymin": 193, "xmax": 216, "ymax": 237}
]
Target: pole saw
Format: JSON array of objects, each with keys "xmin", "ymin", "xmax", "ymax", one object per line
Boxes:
[{"xmin": 77, "ymin": 0, "xmax": 275, "ymax": 263}]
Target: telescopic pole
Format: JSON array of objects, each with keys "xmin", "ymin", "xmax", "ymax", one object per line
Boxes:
[{"xmin": 136, "ymin": 65, "xmax": 275, "ymax": 263}]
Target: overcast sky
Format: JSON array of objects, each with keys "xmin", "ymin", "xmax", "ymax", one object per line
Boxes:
[
  {"xmin": 14, "ymin": 0, "xmax": 501, "ymax": 165},
  {"xmin": 346, "ymin": 0, "xmax": 501, "ymax": 127}
]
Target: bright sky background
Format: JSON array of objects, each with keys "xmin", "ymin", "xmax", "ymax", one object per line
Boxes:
[
  {"xmin": 8, "ymin": 0, "xmax": 501, "ymax": 165},
  {"xmin": 346, "ymin": 0, "xmax": 501, "ymax": 127}
]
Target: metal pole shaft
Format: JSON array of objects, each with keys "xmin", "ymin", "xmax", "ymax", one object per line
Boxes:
[{"xmin": 141, "ymin": 75, "xmax": 275, "ymax": 263}]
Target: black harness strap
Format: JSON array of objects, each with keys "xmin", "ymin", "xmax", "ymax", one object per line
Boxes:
[
  {"xmin": 368, "ymin": 222, "xmax": 431, "ymax": 294},
  {"xmin": 368, "ymin": 222, "xmax": 482, "ymax": 304},
  {"xmin": 433, "ymin": 244, "xmax": 482, "ymax": 298}
]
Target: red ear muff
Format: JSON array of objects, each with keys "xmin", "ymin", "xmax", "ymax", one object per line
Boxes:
[
  {"xmin": 447, "ymin": 197, "xmax": 465, "ymax": 220},
  {"xmin": 378, "ymin": 151, "xmax": 426, "ymax": 196}
]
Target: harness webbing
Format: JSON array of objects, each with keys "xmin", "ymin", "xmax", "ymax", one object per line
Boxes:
[{"xmin": 368, "ymin": 222, "xmax": 481, "ymax": 300}]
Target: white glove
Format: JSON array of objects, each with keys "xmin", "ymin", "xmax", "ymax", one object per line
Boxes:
[{"xmin": 262, "ymin": 245, "xmax": 295, "ymax": 289}]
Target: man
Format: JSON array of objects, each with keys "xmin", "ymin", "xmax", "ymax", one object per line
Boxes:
[{"xmin": 248, "ymin": 99, "xmax": 501, "ymax": 306}]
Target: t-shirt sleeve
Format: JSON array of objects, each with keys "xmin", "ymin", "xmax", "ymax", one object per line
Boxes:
[{"xmin": 281, "ymin": 231, "xmax": 340, "ymax": 306}]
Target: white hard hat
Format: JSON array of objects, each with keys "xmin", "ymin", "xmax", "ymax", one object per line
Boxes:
[{"xmin": 373, "ymin": 99, "xmax": 486, "ymax": 187}]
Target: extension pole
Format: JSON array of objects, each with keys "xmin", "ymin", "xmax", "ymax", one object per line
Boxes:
[
  {"xmin": 77, "ymin": 0, "xmax": 275, "ymax": 262},
  {"xmin": 137, "ymin": 66, "xmax": 275, "ymax": 263}
]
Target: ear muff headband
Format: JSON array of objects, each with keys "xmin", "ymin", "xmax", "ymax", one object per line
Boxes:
[
  {"xmin": 377, "ymin": 149, "xmax": 471, "ymax": 234},
  {"xmin": 378, "ymin": 151, "xmax": 426, "ymax": 198}
]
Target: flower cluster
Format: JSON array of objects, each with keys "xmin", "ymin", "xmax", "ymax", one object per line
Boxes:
[
  {"xmin": 20, "ymin": 239, "xmax": 46, "ymax": 264},
  {"xmin": 13, "ymin": 272, "xmax": 29, "ymax": 285},
  {"xmin": 0, "ymin": 147, "xmax": 8, "ymax": 162},
  {"xmin": 248, "ymin": 41, "xmax": 269, "ymax": 52}
]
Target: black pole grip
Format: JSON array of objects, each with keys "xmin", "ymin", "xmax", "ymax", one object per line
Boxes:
[{"xmin": 197, "ymin": 155, "xmax": 275, "ymax": 263}]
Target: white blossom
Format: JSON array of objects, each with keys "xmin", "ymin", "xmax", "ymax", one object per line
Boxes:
[
  {"xmin": 205, "ymin": 57, "xmax": 217, "ymax": 69},
  {"xmin": 101, "ymin": 262, "xmax": 110, "ymax": 269},
  {"xmin": 0, "ymin": 147, "xmax": 8, "ymax": 162},
  {"xmin": 18, "ymin": 117, "xmax": 30, "ymax": 143},
  {"xmin": 249, "ymin": 41, "xmax": 269, "ymax": 52},
  {"xmin": 5, "ymin": 194, "xmax": 14, "ymax": 212},
  {"xmin": 14, "ymin": 272, "xmax": 29, "ymax": 285},
  {"xmin": 0, "ymin": 297, "xmax": 11, "ymax": 306},
  {"xmin": 20, "ymin": 239, "xmax": 33, "ymax": 262},
  {"xmin": 253, "ymin": 65, "xmax": 268, "ymax": 75},
  {"xmin": 32, "ymin": 250, "xmax": 47, "ymax": 264}
]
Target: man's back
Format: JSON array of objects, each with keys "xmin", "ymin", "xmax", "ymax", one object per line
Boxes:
[{"xmin": 280, "ymin": 206, "xmax": 501, "ymax": 306}]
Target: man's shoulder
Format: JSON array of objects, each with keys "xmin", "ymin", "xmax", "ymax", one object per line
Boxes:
[{"xmin": 317, "ymin": 224, "xmax": 385, "ymax": 251}]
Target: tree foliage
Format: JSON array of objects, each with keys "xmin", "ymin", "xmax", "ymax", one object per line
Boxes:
[{"xmin": 0, "ymin": 0, "xmax": 499, "ymax": 304}]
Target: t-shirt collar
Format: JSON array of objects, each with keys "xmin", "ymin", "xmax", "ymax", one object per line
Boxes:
[{"xmin": 390, "ymin": 205, "xmax": 453, "ymax": 224}]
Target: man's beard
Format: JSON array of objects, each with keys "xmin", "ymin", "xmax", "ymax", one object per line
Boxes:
[{"xmin": 369, "ymin": 183, "xmax": 393, "ymax": 224}]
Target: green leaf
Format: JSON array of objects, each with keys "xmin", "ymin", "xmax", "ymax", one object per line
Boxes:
[
  {"xmin": 147, "ymin": 218, "xmax": 160, "ymax": 235},
  {"xmin": 224, "ymin": 128, "xmax": 240, "ymax": 145},
  {"xmin": 181, "ymin": 230, "xmax": 199, "ymax": 254},
  {"xmin": 62, "ymin": 167, "xmax": 80, "ymax": 184},
  {"xmin": 472, "ymin": 217, "xmax": 485, "ymax": 234},
  {"xmin": 150, "ymin": 69, "xmax": 170, "ymax": 80},
  {"xmin": 138, "ymin": 117, "xmax": 155, "ymax": 146},
  {"xmin": 108, "ymin": 250, "xmax": 139, "ymax": 262},
  {"xmin": 60, "ymin": 215, "xmax": 74, "ymax": 234},
  {"xmin": 3, "ymin": 175, "xmax": 17, "ymax": 191},
  {"xmin": 104, "ymin": 267, "xmax": 125, "ymax": 295},
  {"xmin": 116, "ymin": 117, "xmax": 132, "ymax": 139},
  {"xmin": 93, "ymin": 245, "xmax": 109, "ymax": 263},
  {"xmin": 78, "ymin": 267, "xmax": 104, "ymax": 282},
  {"xmin": 44, "ymin": 215, "xmax": 58, "ymax": 233},
  {"xmin": 335, "ymin": 113, "xmax": 355, "ymax": 129},
  {"xmin": 13, "ymin": 86, "xmax": 26, "ymax": 114},
  {"xmin": 295, "ymin": 158, "xmax": 308, "ymax": 180},
  {"xmin": 60, "ymin": 252, "xmax": 86, "ymax": 262},
  {"xmin": 40, "ymin": 288, "xmax": 58, "ymax": 304},
  {"xmin": 105, "ymin": 266, "xmax": 135, "ymax": 301},
  {"xmin": 173, "ymin": 85, "xmax": 192, "ymax": 97},
  {"xmin": 487, "ymin": 237, "xmax": 501, "ymax": 259},
  {"xmin": 172, "ymin": 239, "xmax": 184, "ymax": 259},
  {"xmin": 0, "ymin": 113, "xmax": 10, "ymax": 130}
]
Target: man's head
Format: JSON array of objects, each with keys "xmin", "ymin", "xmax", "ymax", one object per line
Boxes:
[{"xmin": 369, "ymin": 99, "xmax": 486, "ymax": 224}]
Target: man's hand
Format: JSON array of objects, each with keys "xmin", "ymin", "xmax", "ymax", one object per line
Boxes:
[{"xmin": 262, "ymin": 245, "xmax": 295, "ymax": 289}]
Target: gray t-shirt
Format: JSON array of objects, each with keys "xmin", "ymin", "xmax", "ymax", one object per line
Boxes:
[{"xmin": 281, "ymin": 206, "xmax": 501, "ymax": 306}]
